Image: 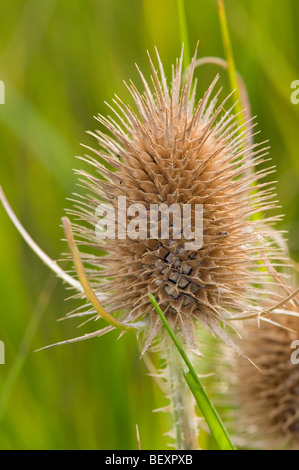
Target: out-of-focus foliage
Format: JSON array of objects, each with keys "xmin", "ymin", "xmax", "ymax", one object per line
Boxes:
[{"xmin": 0, "ymin": 0, "xmax": 298, "ymax": 449}]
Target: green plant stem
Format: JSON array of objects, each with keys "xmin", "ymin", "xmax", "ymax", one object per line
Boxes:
[
  {"xmin": 183, "ymin": 371, "xmax": 235, "ymax": 451},
  {"xmin": 218, "ymin": 0, "xmax": 258, "ymax": 211},
  {"xmin": 162, "ymin": 338, "xmax": 199, "ymax": 450},
  {"xmin": 218, "ymin": 0, "xmax": 244, "ymax": 121},
  {"xmin": 149, "ymin": 293, "xmax": 235, "ymax": 451},
  {"xmin": 177, "ymin": 0, "xmax": 191, "ymax": 69}
]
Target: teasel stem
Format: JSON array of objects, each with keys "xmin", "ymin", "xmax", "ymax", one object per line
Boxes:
[{"xmin": 162, "ymin": 337, "xmax": 199, "ymax": 450}]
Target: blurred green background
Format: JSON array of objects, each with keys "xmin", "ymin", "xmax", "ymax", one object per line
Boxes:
[{"xmin": 0, "ymin": 0, "xmax": 298, "ymax": 450}]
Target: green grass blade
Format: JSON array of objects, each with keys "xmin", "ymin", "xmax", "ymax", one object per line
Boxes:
[
  {"xmin": 218, "ymin": 0, "xmax": 262, "ymax": 221},
  {"xmin": 183, "ymin": 371, "xmax": 235, "ymax": 450},
  {"xmin": 177, "ymin": 0, "xmax": 191, "ymax": 69},
  {"xmin": 218, "ymin": 0, "xmax": 244, "ymax": 121},
  {"xmin": 148, "ymin": 294, "xmax": 235, "ymax": 450},
  {"xmin": 149, "ymin": 294, "xmax": 195, "ymax": 374}
]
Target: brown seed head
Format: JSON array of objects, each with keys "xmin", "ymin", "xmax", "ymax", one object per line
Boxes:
[
  {"xmin": 67, "ymin": 47, "xmax": 283, "ymax": 354},
  {"xmin": 233, "ymin": 312, "xmax": 299, "ymax": 450}
]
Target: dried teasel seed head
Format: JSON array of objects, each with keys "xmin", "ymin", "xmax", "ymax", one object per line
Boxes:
[
  {"xmin": 232, "ymin": 312, "xmax": 299, "ymax": 450},
  {"xmin": 66, "ymin": 46, "xmax": 284, "ymax": 355}
]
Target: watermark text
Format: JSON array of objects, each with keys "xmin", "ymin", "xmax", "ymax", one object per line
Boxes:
[
  {"xmin": 0, "ymin": 341, "xmax": 5, "ymax": 364},
  {"xmin": 0, "ymin": 81, "xmax": 5, "ymax": 104},
  {"xmin": 291, "ymin": 80, "xmax": 299, "ymax": 105}
]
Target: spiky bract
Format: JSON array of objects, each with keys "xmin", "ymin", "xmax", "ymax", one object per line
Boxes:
[{"xmin": 233, "ymin": 312, "xmax": 299, "ymax": 450}]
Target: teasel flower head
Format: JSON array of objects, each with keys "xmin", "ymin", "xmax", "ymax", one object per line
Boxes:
[
  {"xmin": 229, "ymin": 266, "xmax": 299, "ymax": 450},
  {"xmin": 65, "ymin": 45, "xmax": 283, "ymax": 356}
]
